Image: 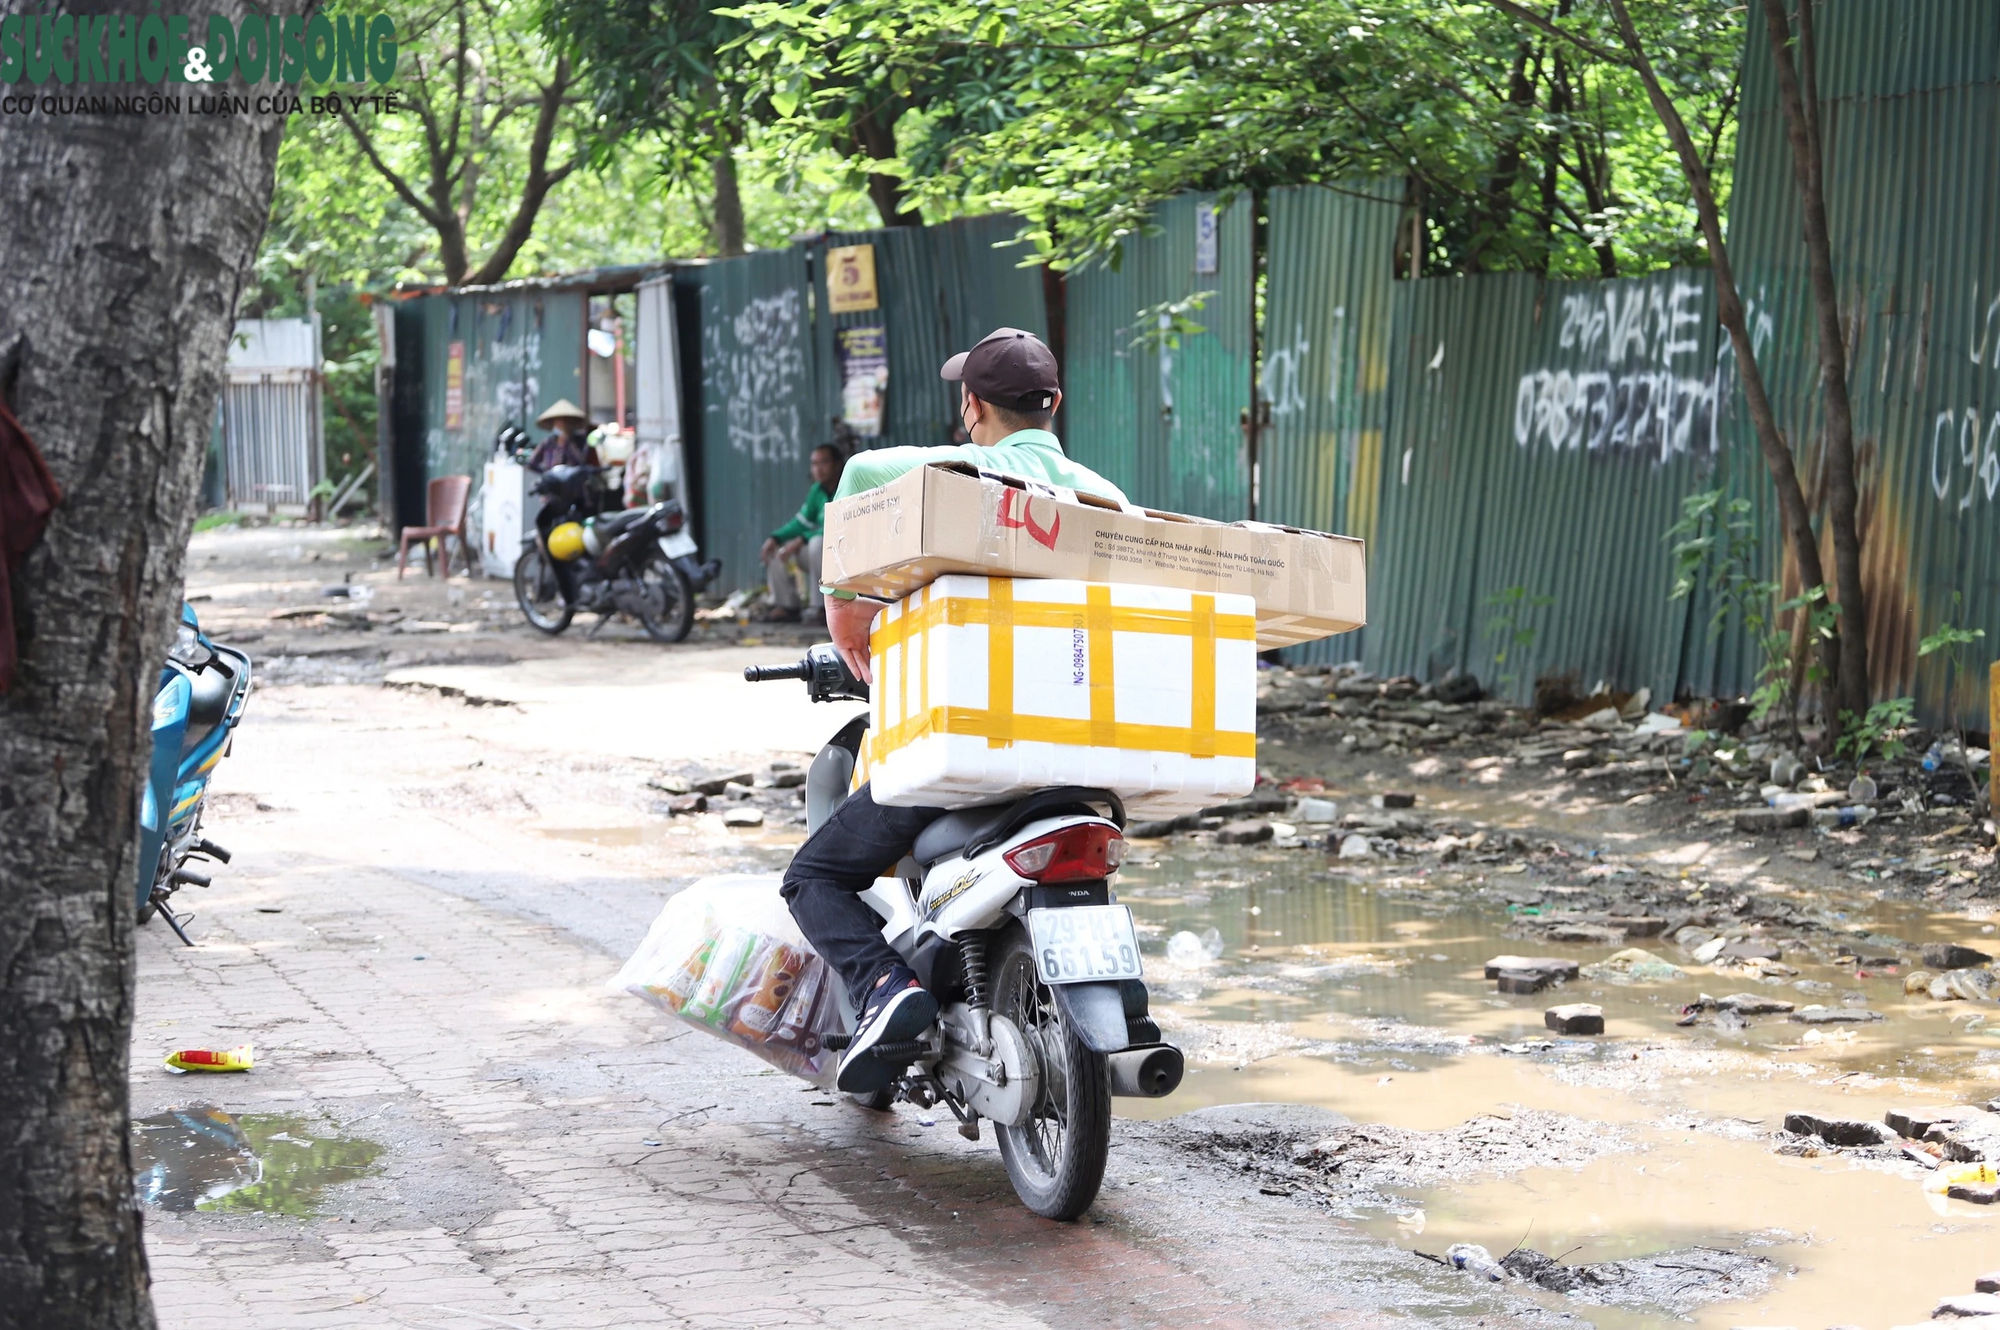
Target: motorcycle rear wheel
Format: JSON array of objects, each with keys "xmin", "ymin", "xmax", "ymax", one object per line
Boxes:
[
  {"xmin": 633, "ymin": 549, "xmax": 694, "ymax": 643},
  {"xmin": 513, "ymin": 547, "xmax": 574, "ymax": 634},
  {"xmin": 988, "ymin": 925, "xmax": 1111, "ymax": 1220}
]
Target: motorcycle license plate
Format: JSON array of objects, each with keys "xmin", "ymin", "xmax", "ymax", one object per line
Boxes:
[
  {"xmin": 659, "ymin": 531, "xmax": 698, "ymax": 558},
  {"xmin": 1028, "ymin": 905, "xmax": 1143, "ymax": 985}
]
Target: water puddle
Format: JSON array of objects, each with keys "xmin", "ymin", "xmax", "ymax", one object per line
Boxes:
[
  {"xmin": 1113, "ymin": 846, "xmax": 2000, "ymax": 1328},
  {"xmin": 132, "ymin": 1106, "xmax": 381, "ymax": 1214}
]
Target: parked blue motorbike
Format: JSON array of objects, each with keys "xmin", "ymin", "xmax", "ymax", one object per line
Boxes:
[{"xmin": 138, "ymin": 602, "xmax": 253, "ymax": 945}]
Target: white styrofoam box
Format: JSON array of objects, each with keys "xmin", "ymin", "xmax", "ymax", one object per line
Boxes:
[
  {"xmin": 481, "ymin": 458, "xmax": 534, "ymax": 578},
  {"xmin": 865, "ymin": 575, "xmax": 1257, "ymax": 815}
]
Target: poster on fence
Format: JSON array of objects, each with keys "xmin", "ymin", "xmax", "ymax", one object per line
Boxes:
[
  {"xmin": 837, "ymin": 325, "xmax": 888, "ymax": 439},
  {"xmin": 827, "ymin": 244, "xmax": 879, "ymax": 313}
]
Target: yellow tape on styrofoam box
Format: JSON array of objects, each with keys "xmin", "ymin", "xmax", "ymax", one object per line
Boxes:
[{"xmin": 866, "ymin": 576, "xmax": 1257, "ymax": 815}]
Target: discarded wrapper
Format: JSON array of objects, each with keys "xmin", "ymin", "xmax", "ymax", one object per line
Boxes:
[{"xmin": 164, "ymin": 1043, "xmax": 255, "ymax": 1073}]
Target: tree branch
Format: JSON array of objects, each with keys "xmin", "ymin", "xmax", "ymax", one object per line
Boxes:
[
  {"xmin": 336, "ymin": 105, "xmax": 449, "ymax": 233},
  {"xmin": 1483, "ymin": 0, "xmax": 1628, "ymax": 67},
  {"xmin": 461, "ymin": 56, "xmax": 578, "ymax": 286}
]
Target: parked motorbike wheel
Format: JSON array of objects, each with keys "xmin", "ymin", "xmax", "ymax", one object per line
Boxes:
[
  {"xmin": 988, "ymin": 925, "xmax": 1111, "ymax": 1220},
  {"xmin": 513, "ymin": 547, "xmax": 574, "ymax": 634},
  {"xmin": 633, "ymin": 549, "xmax": 694, "ymax": 644}
]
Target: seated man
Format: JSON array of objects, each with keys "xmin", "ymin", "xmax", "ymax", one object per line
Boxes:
[
  {"xmin": 759, "ymin": 443, "xmax": 844, "ymax": 624},
  {"xmin": 779, "ymin": 328, "xmax": 1129, "ymax": 1094}
]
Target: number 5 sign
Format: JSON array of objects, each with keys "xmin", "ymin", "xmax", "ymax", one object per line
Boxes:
[{"xmin": 828, "ymin": 244, "xmax": 879, "ymax": 314}]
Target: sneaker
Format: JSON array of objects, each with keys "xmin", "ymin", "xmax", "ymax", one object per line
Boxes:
[{"xmin": 836, "ymin": 968, "xmax": 938, "ymax": 1094}]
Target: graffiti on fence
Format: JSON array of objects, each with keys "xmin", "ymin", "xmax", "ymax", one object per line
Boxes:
[
  {"xmin": 710, "ymin": 289, "xmax": 807, "ymax": 463},
  {"xmin": 1933, "ymin": 281, "xmax": 2000, "ymax": 512},
  {"xmin": 1513, "ymin": 279, "xmax": 1721, "ymax": 461}
]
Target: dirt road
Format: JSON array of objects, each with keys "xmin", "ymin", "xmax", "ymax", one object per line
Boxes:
[
  {"xmin": 137, "ymin": 525, "xmax": 1528, "ymax": 1329},
  {"xmin": 136, "ymin": 524, "xmax": 2000, "ymax": 1329}
]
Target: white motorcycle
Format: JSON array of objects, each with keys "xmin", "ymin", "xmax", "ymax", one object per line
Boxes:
[{"xmin": 746, "ymin": 645, "xmax": 1185, "ymax": 1219}]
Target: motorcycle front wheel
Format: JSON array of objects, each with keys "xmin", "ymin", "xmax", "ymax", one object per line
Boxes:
[
  {"xmin": 988, "ymin": 925, "xmax": 1111, "ymax": 1220},
  {"xmin": 513, "ymin": 547, "xmax": 574, "ymax": 634},
  {"xmin": 633, "ymin": 549, "xmax": 694, "ymax": 643}
]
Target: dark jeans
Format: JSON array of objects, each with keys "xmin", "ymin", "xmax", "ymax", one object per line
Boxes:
[{"xmin": 781, "ymin": 781, "xmax": 942, "ymax": 1009}]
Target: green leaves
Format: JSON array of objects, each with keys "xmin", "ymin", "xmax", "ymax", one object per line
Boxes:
[
  {"xmin": 694, "ymin": 0, "xmax": 1743, "ymax": 270},
  {"xmin": 1835, "ymin": 697, "xmax": 1916, "ymax": 768}
]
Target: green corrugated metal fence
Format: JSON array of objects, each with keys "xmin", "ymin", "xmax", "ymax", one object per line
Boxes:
[
  {"xmin": 1367, "ymin": 269, "xmax": 1736, "ymax": 704},
  {"xmin": 811, "ymin": 214, "xmax": 1049, "ymax": 452},
  {"xmin": 415, "ymin": 289, "xmax": 586, "ymax": 491},
  {"xmin": 684, "ymin": 216, "xmax": 1050, "ymax": 594},
  {"xmin": 1727, "ymin": 0, "xmax": 2000, "ymax": 724},
  {"xmin": 680, "ymin": 248, "xmax": 821, "ymax": 598},
  {"xmin": 1259, "ymin": 180, "xmax": 1404, "ymax": 664},
  {"xmin": 1064, "ymin": 193, "xmax": 1255, "ymax": 518}
]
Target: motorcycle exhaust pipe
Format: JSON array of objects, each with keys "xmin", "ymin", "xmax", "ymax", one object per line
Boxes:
[{"xmin": 1107, "ymin": 1044, "xmax": 1184, "ymax": 1098}]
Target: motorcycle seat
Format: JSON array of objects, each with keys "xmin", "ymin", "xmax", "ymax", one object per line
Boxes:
[
  {"xmin": 910, "ymin": 804, "xmax": 1011, "ymax": 867},
  {"xmin": 591, "ymin": 507, "xmax": 653, "ymax": 538},
  {"xmin": 178, "ymin": 657, "xmax": 238, "ymax": 759}
]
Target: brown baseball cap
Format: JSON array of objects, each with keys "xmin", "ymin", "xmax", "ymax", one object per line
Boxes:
[{"xmin": 940, "ymin": 327, "xmax": 1059, "ymax": 412}]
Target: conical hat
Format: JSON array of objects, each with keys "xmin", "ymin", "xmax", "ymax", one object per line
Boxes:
[{"xmin": 535, "ymin": 398, "xmax": 587, "ymax": 427}]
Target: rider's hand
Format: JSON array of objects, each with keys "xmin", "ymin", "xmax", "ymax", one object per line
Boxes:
[
  {"xmin": 759, "ymin": 537, "xmax": 778, "ymax": 563},
  {"xmin": 780, "ymin": 537, "xmax": 805, "ymax": 559},
  {"xmin": 826, "ymin": 595, "xmax": 882, "ymax": 685}
]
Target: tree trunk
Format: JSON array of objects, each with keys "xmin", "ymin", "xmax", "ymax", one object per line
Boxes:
[
  {"xmin": 851, "ymin": 103, "xmax": 922, "ymax": 228},
  {"xmin": 1596, "ymin": 0, "xmax": 1839, "ymax": 706},
  {"xmin": 711, "ymin": 147, "xmax": 747, "ymax": 258},
  {"xmin": 1761, "ymin": 0, "xmax": 1870, "ymax": 721},
  {"xmin": 0, "ymin": 4, "xmax": 288, "ymax": 1321},
  {"xmin": 1460, "ymin": 42, "xmax": 1540, "ymax": 273}
]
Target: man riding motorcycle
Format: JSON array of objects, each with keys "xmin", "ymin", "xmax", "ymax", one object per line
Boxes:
[{"xmin": 779, "ymin": 328, "xmax": 1131, "ymax": 1095}]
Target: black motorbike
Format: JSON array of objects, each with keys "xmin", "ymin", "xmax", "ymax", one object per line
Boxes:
[{"xmin": 512, "ymin": 464, "xmax": 720, "ymax": 643}]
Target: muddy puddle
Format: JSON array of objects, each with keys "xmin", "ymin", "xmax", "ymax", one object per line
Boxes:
[
  {"xmin": 132, "ymin": 1106, "xmax": 380, "ymax": 1214},
  {"xmin": 1114, "ymin": 846, "xmax": 2000, "ymax": 1329}
]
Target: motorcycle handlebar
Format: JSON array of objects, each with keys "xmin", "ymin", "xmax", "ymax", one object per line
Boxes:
[
  {"xmin": 742, "ymin": 645, "xmax": 868, "ymax": 702},
  {"xmin": 743, "ymin": 662, "xmax": 811, "ymax": 683}
]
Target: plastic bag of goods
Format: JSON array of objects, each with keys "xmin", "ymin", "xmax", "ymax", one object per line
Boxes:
[{"xmin": 610, "ymin": 874, "xmax": 841, "ymax": 1087}]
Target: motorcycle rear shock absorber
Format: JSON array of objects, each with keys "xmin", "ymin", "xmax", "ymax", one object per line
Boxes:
[
  {"xmin": 959, "ymin": 936, "xmax": 994, "ymax": 1056},
  {"xmin": 960, "ymin": 937, "xmax": 990, "ymax": 1010}
]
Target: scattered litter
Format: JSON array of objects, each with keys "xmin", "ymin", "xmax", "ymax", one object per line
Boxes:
[
  {"xmin": 164, "ymin": 1043, "xmax": 255, "ymax": 1073},
  {"xmin": 1165, "ymin": 928, "xmax": 1225, "ymax": 966},
  {"xmin": 1445, "ymin": 1242, "xmax": 1506, "ymax": 1281},
  {"xmin": 1930, "ymin": 970, "xmax": 1998, "ymax": 1003}
]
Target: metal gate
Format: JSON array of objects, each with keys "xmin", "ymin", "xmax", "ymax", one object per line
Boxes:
[{"xmin": 220, "ymin": 318, "xmax": 324, "ymax": 513}]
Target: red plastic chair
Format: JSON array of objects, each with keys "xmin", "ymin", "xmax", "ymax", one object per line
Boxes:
[{"xmin": 397, "ymin": 475, "xmax": 475, "ymax": 579}]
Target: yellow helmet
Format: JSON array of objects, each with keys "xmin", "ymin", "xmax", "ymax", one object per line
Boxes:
[{"xmin": 547, "ymin": 521, "xmax": 587, "ymax": 561}]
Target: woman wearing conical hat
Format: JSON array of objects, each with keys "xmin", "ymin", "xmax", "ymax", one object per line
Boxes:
[{"xmin": 527, "ymin": 399, "xmax": 599, "ymax": 472}]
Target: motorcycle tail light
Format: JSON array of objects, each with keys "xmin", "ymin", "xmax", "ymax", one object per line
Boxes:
[
  {"xmin": 663, "ymin": 507, "xmax": 684, "ymax": 533},
  {"xmin": 1003, "ymin": 823, "xmax": 1124, "ymax": 882}
]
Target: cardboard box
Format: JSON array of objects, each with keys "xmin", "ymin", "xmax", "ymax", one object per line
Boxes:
[
  {"xmin": 821, "ymin": 463, "xmax": 1364, "ymax": 647},
  {"xmin": 864, "ymin": 576, "xmax": 1257, "ymax": 814}
]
